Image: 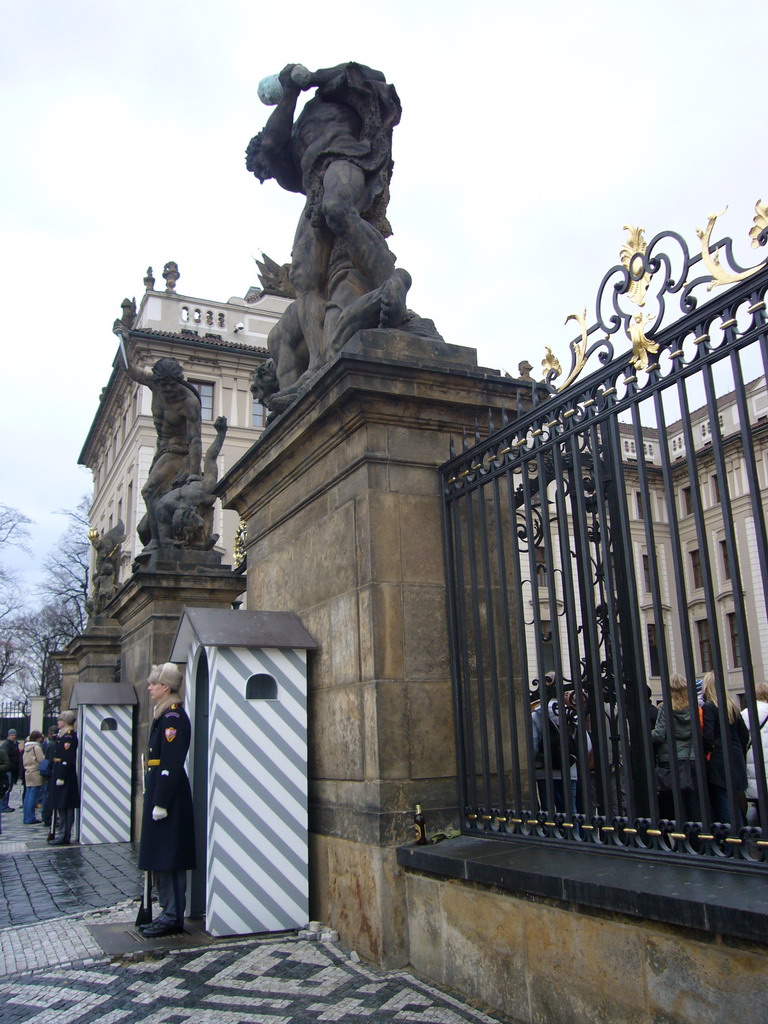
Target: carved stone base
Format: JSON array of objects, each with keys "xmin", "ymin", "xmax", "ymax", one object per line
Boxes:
[{"xmin": 132, "ymin": 544, "xmax": 224, "ymax": 573}]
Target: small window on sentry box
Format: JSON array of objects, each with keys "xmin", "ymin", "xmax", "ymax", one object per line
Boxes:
[
  {"xmin": 100, "ymin": 718, "xmax": 118, "ymax": 732},
  {"xmin": 246, "ymin": 673, "xmax": 278, "ymax": 700}
]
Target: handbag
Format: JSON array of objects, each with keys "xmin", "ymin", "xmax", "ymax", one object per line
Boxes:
[{"xmin": 38, "ymin": 758, "xmax": 52, "ymax": 778}]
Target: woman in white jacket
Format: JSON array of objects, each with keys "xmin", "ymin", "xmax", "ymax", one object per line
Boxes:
[{"xmin": 741, "ymin": 682, "xmax": 768, "ymax": 825}]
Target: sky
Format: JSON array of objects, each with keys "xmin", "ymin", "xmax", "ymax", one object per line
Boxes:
[{"xmin": 2, "ymin": 0, "xmax": 767, "ymax": 595}]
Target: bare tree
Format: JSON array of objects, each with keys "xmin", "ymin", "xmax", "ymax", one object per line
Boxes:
[
  {"xmin": 7, "ymin": 604, "xmax": 72, "ymax": 707},
  {"xmin": 0, "ymin": 504, "xmax": 31, "ymax": 621},
  {"xmin": 0, "ymin": 505, "xmax": 32, "ymax": 686},
  {"xmin": 37, "ymin": 496, "xmax": 91, "ymax": 638},
  {"xmin": 0, "ymin": 504, "xmax": 32, "ymax": 552},
  {"xmin": 0, "ymin": 498, "xmax": 90, "ymax": 704}
]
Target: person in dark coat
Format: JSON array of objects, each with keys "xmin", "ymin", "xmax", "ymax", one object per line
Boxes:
[
  {"xmin": 0, "ymin": 741, "xmax": 10, "ymax": 833},
  {"xmin": 1, "ymin": 728, "xmax": 20, "ymax": 812},
  {"xmin": 702, "ymin": 671, "xmax": 749, "ymax": 826},
  {"xmin": 49, "ymin": 711, "xmax": 80, "ymax": 845},
  {"xmin": 40, "ymin": 725, "xmax": 59, "ymax": 829},
  {"xmin": 138, "ymin": 662, "xmax": 195, "ymax": 937}
]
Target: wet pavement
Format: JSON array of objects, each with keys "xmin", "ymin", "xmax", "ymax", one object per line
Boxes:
[{"xmin": 0, "ymin": 783, "xmax": 510, "ymax": 1022}]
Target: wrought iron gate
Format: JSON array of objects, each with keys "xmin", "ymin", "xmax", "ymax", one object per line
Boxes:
[{"xmin": 441, "ymin": 202, "xmax": 768, "ymax": 864}]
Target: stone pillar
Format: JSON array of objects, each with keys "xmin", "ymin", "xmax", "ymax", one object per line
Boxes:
[
  {"xmin": 57, "ymin": 620, "xmax": 122, "ymax": 712},
  {"xmin": 57, "ymin": 559, "xmax": 246, "ymax": 841},
  {"xmin": 218, "ymin": 330, "xmax": 534, "ymax": 966},
  {"xmin": 109, "ymin": 563, "xmax": 246, "ymax": 839}
]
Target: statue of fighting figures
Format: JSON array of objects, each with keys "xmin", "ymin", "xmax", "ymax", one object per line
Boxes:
[
  {"xmin": 113, "ymin": 318, "xmax": 228, "ymax": 555},
  {"xmin": 153, "ymin": 415, "xmax": 228, "ymax": 549},
  {"xmin": 246, "ymin": 62, "xmax": 440, "ymax": 415},
  {"xmin": 86, "ymin": 520, "xmax": 126, "ymax": 618}
]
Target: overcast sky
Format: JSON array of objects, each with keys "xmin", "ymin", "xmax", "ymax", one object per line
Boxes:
[{"xmin": 2, "ymin": 0, "xmax": 767, "ymax": 593}]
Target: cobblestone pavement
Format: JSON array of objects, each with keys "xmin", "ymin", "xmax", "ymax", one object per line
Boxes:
[
  {"xmin": 0, "ymin": 785, "xmax": 141, "ymax": 929},
  {"xmin": 0, "ymin": 784, "xmax": 509, "ymax": 1023}
]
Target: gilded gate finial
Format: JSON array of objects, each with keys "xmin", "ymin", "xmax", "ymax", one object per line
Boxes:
[
  {"xmin": 542, "ymin": 346, "xmax": 562, "ymax": 380},
  {"xmin": 697, "ymin": 202, "xmax": 766, "ymax": 290},
  {"xmin": 620, "ymin": 225, "xmax": 651, "ymax": 307},
  {"xmin": 628, "ymin": 312, "xmax": 659, "ymax": 371},
  {"xmin": 749, "ymin": 200, "xmax": 768, "ymax": 248},
  {"xmin": 537, "ymin": 196, "xmax": 768, "ymax": 394},
  {"xmin": 233, "ymin": 519, "xmax": 247, "ymax": 568}
]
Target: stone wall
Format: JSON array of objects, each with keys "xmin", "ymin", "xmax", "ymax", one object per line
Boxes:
[{"xmin": 403, "ymin": 870, "xmax": 768, "ymax": 1024}]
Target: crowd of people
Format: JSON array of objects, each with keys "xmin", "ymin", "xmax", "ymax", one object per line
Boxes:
[
  {"xmin": 531, "ymin": 669, "xmax": 768, "ymax": 829},
  {"xmin": 0, "ymin": 711, "xmax": 81, "ymax": 843},
  {"xmin": 0, "ymin": 665, "xmax": 194, "ymax": 937}
]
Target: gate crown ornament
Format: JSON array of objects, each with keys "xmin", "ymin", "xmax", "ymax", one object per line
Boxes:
[{"xmin": 543, "ymin": 198, "xmax": 768, "ymax": 392}]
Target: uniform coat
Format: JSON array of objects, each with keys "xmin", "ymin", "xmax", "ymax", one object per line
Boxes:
[
  {"xmin": 49, "ymin": 729, "xmax": 80, "ymax": 809},
  {"xmin": 138, "ymin": 702, "xmax": 196, "ymax": 872}
]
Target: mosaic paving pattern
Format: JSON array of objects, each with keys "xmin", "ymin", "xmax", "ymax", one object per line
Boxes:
[{"xmin": 0, "ymin": 939, "xmax": 504, "ymax": 1023}]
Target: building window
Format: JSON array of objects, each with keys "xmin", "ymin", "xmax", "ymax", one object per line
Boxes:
[
  {"xmin": 727, "ymin": 612, "xmax": 742, "ymax": 668},
  {"xmin": 535, "ymin": 547, "xmax": 548, "ymax": 586},
  {"xmin": 682, "ymin": 486, "xmax": 692, "ymax": 516},
  {"xmin": 642, "ymin": 554, "xmax": 652, "ymax": 592},
  {"xmin": 635, "ymin": 492, "xmax": 645, "ymax": 520},
  {"xmin": 720, "ymin": 540, "xmax": 731, "ymax": 581},
  {"xmin": 712, "ymin": 474, "xmax": 720, "ymax": 503},
  {"xmin": 540, "ymin": 619, "xmax": 555, "ymax": 674},
  {"xmin": 690, "ymin": 549, "xmax": 703, "ymax": 589},
  {"xmin": 697, "ymin": 618, "xmax": 713, "ymax": 673},
  {"xmin": 647, "ymin": 623, "xmax": 661, "ymax": 677},
  {"xmin": 191, "ymin": 381, "xmax": 214, "ymax": 421},
  {"xmin": 251, "ymin": 396, "xmax": 266, "ymax": 430}
]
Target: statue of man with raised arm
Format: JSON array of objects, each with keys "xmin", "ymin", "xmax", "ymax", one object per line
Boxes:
[
  {"xmin": 246, "ymin": 62, "xmax": 413, "ymax": 395},
  {"xmin": 120, "ymin": 351, "xmax": 202, "ymax": 550}
]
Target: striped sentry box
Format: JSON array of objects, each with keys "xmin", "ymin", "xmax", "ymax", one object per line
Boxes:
[
  {"xmin": 204, "ymin": 644, "xmax": 308, "ymax": 936},
  {"xmin": 78, "ymin": 704, "xmax": 133, "ymax": 844},
  {"xmin": 172, "ymin": 608, "xmax": 316, "ymax": 938}
]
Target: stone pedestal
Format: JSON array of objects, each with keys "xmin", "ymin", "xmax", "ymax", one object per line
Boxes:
[
  {"xmin": 57, "ymin": 618, "xmax": 123, "ymax": 712},
  {"xmin": 218, "ymin": 330, "xmax": 535, "ymax": 966},
  {"xmin": 58, "ymin": 557, "xmax": 246, "ymax": 840},
  {"xmin": 109, "ymin": 565, "xmax": 246, "ymax": 838}
]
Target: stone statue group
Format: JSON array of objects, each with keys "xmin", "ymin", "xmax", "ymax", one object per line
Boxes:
[
  {"xmin": 90, "ymin": 59, "xmax": 431, "ymax": 608},
  {"xmin": 247, "ymin": 61, "xmax": 439, "ymax": 415}
]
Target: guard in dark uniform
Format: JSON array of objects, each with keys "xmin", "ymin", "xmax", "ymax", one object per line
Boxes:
[
  {"xmin": 49, "ymin": 711, "xmax": 80, "ymax": 844},
  {"xmin": 138, "ymin": 662, "xmax": 196, "ymax": 937}
]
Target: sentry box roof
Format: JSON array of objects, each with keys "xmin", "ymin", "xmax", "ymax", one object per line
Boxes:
[
  {"xmin": 170, "ymin": 608, "xmax": 318, "ymax": 662},
  {"xmin": 69, "ymin": 683, "xmax": 139, "ymax": 708}
]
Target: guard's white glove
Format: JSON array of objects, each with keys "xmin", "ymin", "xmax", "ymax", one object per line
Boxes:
[
  {"xmin": 152, "ymin": 806, "xmax": 168, "ymax": 821},
  {"xmin": 56, "ymin": 779, "xmax": 65, "ymax": 786}
]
